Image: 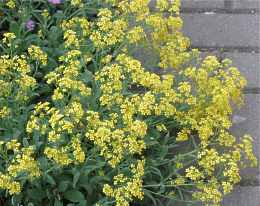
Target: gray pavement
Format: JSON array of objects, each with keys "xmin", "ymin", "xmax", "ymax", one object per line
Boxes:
[
  {"xmin": 182, "ymin": 0, "xmax": 225, "ymax": 8},
  {"xmin": 232, "ymin": 0, "xmax": 260, "ymax": 9},
  {"xmin": 181, "ymin": 13, "xmax": 260, "ymax": 48},
  {"xmin": 182, "ymin": 0, "xmax": 260, "ymax": 10},
  {"xmin": 222, "ymin": 186, "xmax": 260, "ymax": 206}
]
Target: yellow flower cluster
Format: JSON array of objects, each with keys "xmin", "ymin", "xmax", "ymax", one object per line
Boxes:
[
  {"xmin": 27, "ymin": 102, "xmax": 85, "ymax": 166},
  {"xmin": 28, "ymin": 45, "xmax": 48, "ymax": 65},
  {"xmin": 185, "ymin": 166, "xmax": 204, "ymax": 181},
  {"xmin": 103, "ymin": 160, "xmax": 145, "ymax": 206},
  {"xmin": 85, "ymin": 112, "xmax": 143, "ymax": 167},
  {"xmin": 142, "ymin": 0, "xmax": 190, "ymax": 70},
  {"xmin": 90, "ymin": 8, "xmax": 127, "ymax": 49},
  {"xmin": 27, "ymin": 101, "xmax": 80, "ymax": 136},
  {"xmin": 193, "ymin": 178, "xmax": 223, "ymax": 206},
  {"xmin": 127, "ymin": 26, "xmax": 145, "ymax": 44},
  {"xmin": 198, "ymin": 149, "xmax": 222, "ymax": 175},
  {"xmin": 70, "ymin": 0, "xmax": 83, "ymax": 7},
  {"xmin": 176, "ymin": 128, "xmax": 190, "ymax": 142},
  {"xmin": 2, "ymin": 32, "xmax": 16, "ymax": 47},
  {"xmin": 41, "ymin": 9, "xmax": 49, "ymax": 18},
  {"xmin": 189, "ymin": 145, "xmax": 249, "ymax": 205},
  {"xmin": 44, "ymin": 147, "xmax": 72, "ymax": 166},
  {"xmin": 240, "ymin": 135, "xmax": 258, "ymax": 167},
  {"xmin": 0, "ymin": 173, "xmax": 20, "ymax": 195},
  {"xmin": 0, "ymin": 106, "xmax": 10, "ymax": 119},
  {"xmin": 61, "ymin": 17, "xmax": 90, "ymax": 37},
  {"xmin": 64, "ymin": 30, "xmax": 80, "ymax": 48},
  {"xmin": 95, "ymin": 64, "xmax": 124, "ymax": 107},
  {"xmin": 71, "ymin": 136, "xmax": 85, "ymax": 163},
  {"xmin": 0, "ymin": 1, "xmax": 257, "ymax": 205},
  {"xmin": 46, "ymin": 52, "xmax": 91, "ymax": 102},
  {"xmin": 0, "ymin": 142, "xmax": 40, "ymax": 195},
  {"xmin": 6, "ymin": 139, "xmax": 20, "ymax": 152},
  {"xmin": 5, "ymin": 0, "xmax": 15, "ymax": 9},
  {"xmin": 7, "ymin": 146, "xmax": 41, "ymax": 178},
  {"xmin": 120, "ymin": 0, "xmax": 150, "ymax": 21},
  {"xmin": 0, "ymin": 40, "xmax": 36, "ymax": 134}
]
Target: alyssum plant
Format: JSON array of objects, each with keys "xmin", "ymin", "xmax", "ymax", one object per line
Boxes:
[{"xmin": 0, "ymin": 0, "xmax": 258, "ymax": 206}]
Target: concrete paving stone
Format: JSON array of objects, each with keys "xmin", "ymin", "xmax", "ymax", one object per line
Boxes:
[
  {"xmin": 231, "ymin": 94, "xmax": 260, "ymax": 144},
  {"xmin": 149, "ymin": 0, "xmax": 225, "ymax": 10},
  {"xmin": 232, "ymin": 0, "xmax": 260, "ymax": 9},
  {"xmin": 231, "ymin": 94, "xmax": 260, "ymax": 183},
  {"xmin": 181, "ymin": 0, "xmax": 225, "ymax": 9},
  {"xmin": 222, "ymin": 52, "xmax": 260, "ymax": 88},
  {"xmin": 222, "ymin": 186, "xmax": 260, "ymax": 206},
  {"xmin": 181, "ymin": 13, "xmax": 260, "ymax": 48}
]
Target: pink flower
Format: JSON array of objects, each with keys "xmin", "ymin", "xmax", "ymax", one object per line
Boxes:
[
  {"xmin": 26, "ymin": 20, "xmax": 35, "ymax": 31},
  {"xmin": 48, "ymin": 0, "xmax": 62, "ymax": 5}
]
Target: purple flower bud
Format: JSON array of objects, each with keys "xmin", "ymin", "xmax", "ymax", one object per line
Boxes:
[
  {"xmin": 48, "ymin": 0, "xmax": 62, "ymax": 5},
  {"xmin": 26, "ymin": 20, "xmax": 35, "ymax": 31}
]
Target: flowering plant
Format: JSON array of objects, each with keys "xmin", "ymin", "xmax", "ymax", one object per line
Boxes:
[{"xmin": 0, "ymin": 0, "xmax": 258, "ymax": 206}]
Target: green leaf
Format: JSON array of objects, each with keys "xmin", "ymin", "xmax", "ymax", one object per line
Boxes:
[
  {"xmin": 64, "ymin": 190, "xmax": 85, "ymax": 203},
  {"xmin": 54, "ymin": 199, "xmax": 63, "ymax": 206},
  {"xmin": 22, "ymin": 138, "xmax": 29, "ymax": 147},
  {"xmin": 27, "ymin": 188, "xmax": 46, "ymax": 201},
  {"xmin": 89, "ymin": 176, "xmax": 110, "ymax": 185},
  {"xmin": 79, "ymin": 183, "xmax": 93, "ymax": 196},
  {"xmin": 149, "ymin": 166, "xmax": 163, "ymax": 181},
  {"xmin": 9, "ymin": 21, "xmax": 20, "ymax": 36},
  {"xmin": 159, "ymin": 145, "xmax": 168, "ymax": 159},
  {"xmin": 78, "ymin": 199, "xmax": 87, "ymax": 206},
  {"xmin": 143, "ymin": 189, "xmax": 157, "ymax": 206},
  {"xmin": 38, "ymin": 157, "xmax": 48, "ymax": 171},
  {"xmin": 73, "ymin": 171, "xmax": 81, "ymax": 188},
  {"xmin": 45, "ymin": 174, "xmax": 56, "ymax": 186},
  {"xmin": 81, "ymin": 70, "xmax": 94, "ymax": 84},
  {"xmin": 58, "ymin": 181, "xmax": 69, "ymax": 193},
  {"xmin": 83, "ymin": 161, "xmax": 106, "ymax": 176}
]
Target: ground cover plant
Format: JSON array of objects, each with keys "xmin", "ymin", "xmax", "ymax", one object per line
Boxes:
[{"xmin": 0, "ymin": 0, "xmax": 258, "ymax": 206}]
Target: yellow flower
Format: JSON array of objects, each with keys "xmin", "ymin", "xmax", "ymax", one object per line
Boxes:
[
  {"xmin": 0, "ymin": 173, "xmax": 21, "ymax": 195},
  {"xmin": 64, "ymin": 30, "xmax": 79, "ymax": 48},
  {"xmin": 6, "ymin": 0, "xmax": 16, "ymax": 9},
  {"xmin": 28, "ymin": 45, "xmax": 48, "ymax": 65},
  {"xmin": 48, "ymin": 131, "xmax": 61, "ymax": 142},
  {"xmin": 172, "ymin": 176, "xmax": 186, "ymax": 186},
  {"xmin": 178, "ymin": 81, "xmax": 191, "ymax": 95},
  {"xmin": 6, "ymin": 139, "xmax": 20, "ymax": 152},
  {"xmin": 240, "ymin": 135, "xmax": 258, "ymax": 167},
  {"xmin": 71, "ymin": 0, "xmax": 83, "ymax": 7},
  {"xmin": 127, "ymin": 26, "xmax": 145, "ymax": 43},
  {"xmin": 44, "ymin": 147, "xmax": 72, "ymax": 166},
  {"xmin": 7, "ymin": 146, "xmax": 41, "ymax": 178},
  {"xmin": 185, "ymin": 166, "xmax": 204, "ymax": 181},
  {"xmin": 3, "ymin": 32, "xmax": 16, "ymax": 47},
  {"xmin": 41, "ymin": 9, "xmax": 49, "ymax": 18},
  {"xmin": 71, "ymin": 136, "xmax": 85, "ymax": 163},
  {"xmin": 222, "ymin": 181, "xmax": 233, "ymax": 195},
  {"xmin": 0, "ymin": 106, "xmax": 11, "ymax": 119},
  {"xmin": 176, "ymin": 129, "xmax": 190, "ymax": 142},
  {"xmin": 103, "ymin": 160, "xmax": 145, "ymax": 206},
  {"xmin": 156, "ymin": 124, "xmax": 167, "ymax": 132},
  {"xmin": 156, "ymin": 0, "xmax": 169, "ymax": 11}
]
